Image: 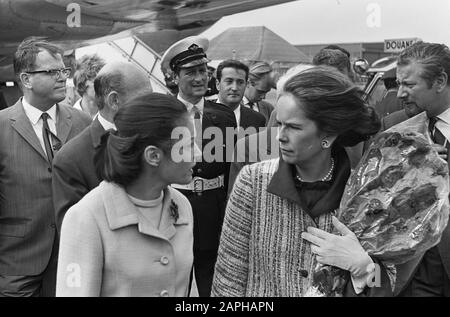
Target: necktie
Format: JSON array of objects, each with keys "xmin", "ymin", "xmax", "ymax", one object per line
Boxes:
[
  {"xmin": 429, "ymin": 117, "xmax": 450, "ymax": 149},
  {"xmin": 248, "ymin": 101, "xmax": 257, "ymax": 112},
  {"xmin": 41, "ymin": 112, "xmax": 54, "ymax": 163},
  {"xmin": 192, "ymin": 106, "xmax": 202, "ymax": 150}
]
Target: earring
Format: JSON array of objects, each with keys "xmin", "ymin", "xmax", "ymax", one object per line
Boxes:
[{"xmin": 321, "ymin": 140, "xmax": 330, "ymax": 149}]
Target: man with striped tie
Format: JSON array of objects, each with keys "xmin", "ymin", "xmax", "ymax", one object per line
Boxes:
[{"xmin": 393, "ymin": 42, "xmax": 450, "ymax": 297}]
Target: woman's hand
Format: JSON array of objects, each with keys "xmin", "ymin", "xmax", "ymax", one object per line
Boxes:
[{"xmin": 301, "ymin": 216, "xmax": 373, "ymax": 277}]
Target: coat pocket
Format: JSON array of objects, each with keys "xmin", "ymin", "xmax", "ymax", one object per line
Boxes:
[{"xmin": 0, "ymin": 222, "xmax": 28, "ymax": 237}]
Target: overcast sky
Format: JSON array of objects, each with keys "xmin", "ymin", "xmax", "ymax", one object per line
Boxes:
[{"xmin": 201, "ymin": 0, "xmax": 450, "ymax": 46}]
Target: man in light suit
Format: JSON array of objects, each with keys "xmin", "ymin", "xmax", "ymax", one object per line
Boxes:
[
  {"xmin": 215, "ymin": 59, "xmax": 266, "ymax": 134},
  {"xmin": 0, "ymin": 38, "xmax": 91, "ymax": 297},
  {"xmin": 242, "ymin": 61, "xmax": 275, "ymax": 123},
  {"xmin": 52, "ymin": 62, "xmax": 153, "ymax": 234}
]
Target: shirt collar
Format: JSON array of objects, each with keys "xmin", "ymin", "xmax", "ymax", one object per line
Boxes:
[
  {"xmin": 22, "ymin": 97, "xmax": 57, "ymax": 125},
  {"xmin": 177, "ymin": 95, "xmax": 204, "ymax": 114},
  {"xmin": 242, "ymin": 96, "xmax": 251, "ymax": 106},
  {"xmin": 436, "ymin": 107, "xmax": 450, "ymax": 125},
  {"xmin": 97, "ymin": 112, "xmax": 116, "ymax": 131}
]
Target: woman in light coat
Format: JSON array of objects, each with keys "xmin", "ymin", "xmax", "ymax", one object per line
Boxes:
[
  {"xmin": 56, "ymin": 93, "xmax": 200, "ymax": 297},
  {"xmin": 212, "ymin": 66, "xmax": 393, "ymax": 297}
]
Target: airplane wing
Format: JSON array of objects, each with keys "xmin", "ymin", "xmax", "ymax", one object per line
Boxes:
[
  {"xmin": 0, "ymin": 0, "xmax": 297, "ymax": 82},
  {"xmin": 43, "ymin": 0, "xmax": 297, "ymax": 30}
]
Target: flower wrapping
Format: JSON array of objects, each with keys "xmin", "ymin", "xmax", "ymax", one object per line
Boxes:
[{"xmin": 308, "ymin": 112, "xmax": 450, "ymax": 296}]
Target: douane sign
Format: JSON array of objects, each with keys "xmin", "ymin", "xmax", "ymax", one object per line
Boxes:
[{"xmin": 384, "ymin": 38, "xmax": 420, "ymax": 53}]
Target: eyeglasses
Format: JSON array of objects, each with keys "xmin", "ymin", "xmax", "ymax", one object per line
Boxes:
[{"xmin": 25, "ymin": 67, "xmax": 71, "ymax": 79}]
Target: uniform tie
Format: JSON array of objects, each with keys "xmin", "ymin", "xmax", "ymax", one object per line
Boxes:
[{"xmin": 192, "ymin": 106, "xmax": 202, "ymax": 150}]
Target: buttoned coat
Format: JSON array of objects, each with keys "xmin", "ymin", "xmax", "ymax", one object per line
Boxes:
[
  {"xmin": 56, "ymin": 181, "xmax": 194, "ymax": 297},
  {"xmin": 0, "ymin": 99, "xmax": 91, "ymax": 275}
]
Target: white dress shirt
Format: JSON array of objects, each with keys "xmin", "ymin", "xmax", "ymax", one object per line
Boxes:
[
  {"xmin": 177, "ymin": 95, "xmax": 204, "ymax": 140},
  {"xmin": 242, "ymin": 96, "xmax": 259, "ymax": 112},
  {"xmin": 22, "ymin": 97, "xmax": 57, "ymax": 156},
  {"xmin": 433, "ymin": 107, "xmax": 450, "ymax": 141},
  {"xmin": 97, "ymin": 112, "xmax": 116, "ymax": 131}
]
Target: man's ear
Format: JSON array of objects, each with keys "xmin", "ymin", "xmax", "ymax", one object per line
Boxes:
[
  {"xmin": 144, "ymin": 145, "xmax": 162, "ymax": 167},
  {"xmin": 19, "ymin": 73, "xmax": 32, "ymax": 89},
  {"xmin": 216, "ymin": 79, "xmax": 220, "ymax": 91},
  {"xmin": 106, "ymin": 91, "xmax": 120, "ymax": 112},
  {"xmin": 435, "ymin": 72, "xmax": 448, "ymax": 93}
]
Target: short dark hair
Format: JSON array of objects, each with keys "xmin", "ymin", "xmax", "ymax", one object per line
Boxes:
[
  {"xmin": 94, "ymin": 69, "xmax": 126, "ymax": 110},
  {"xmin": 216, "ymin": 59, "xmax": 249, "ymax": 82},
  {"xmin": 397, "ymin": 41, "xmax": 450, "ymax": 88},
  {"xmin": 95, "ymin": 93, "xmax": 189, "ymax": 186},
  {"xmin": 322, "ymin": 45, "xmax": 351, "ymax": 58},
  {"xmin": 73, "ymin": 54, "xmax": 106, "ymax": 96},
  {"xmin": 313, "ymin": 49, "xmax": 351, "ymax": 76},
  {"xmin": 13, "ymin": 37, "xmax": 63, "ymax": 77},
  {"xmin": 283, "ymin": 65, "xmax": 380, "ymax": 147}
]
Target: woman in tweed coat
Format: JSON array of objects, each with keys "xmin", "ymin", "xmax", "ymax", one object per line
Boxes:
[
  {"xmin": 56, "ymin": 93, "xmax": 201, "ymax": 296},
  {"xmin": 212, "ymin": 66, "xmax": 393, "ymax": 297}
]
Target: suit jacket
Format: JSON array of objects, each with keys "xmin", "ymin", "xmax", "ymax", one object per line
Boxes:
[
  {"xmin": 0, "ymin": 99, "xmax": 91, "ymax": 275},
  {"xmin": 183, "ymin": 100, "xmax": 236, "ymax": 251},
  {"xmin": 381, "ymin": 109, "xmax": 409, "ymax": 131},
  {"xmin": 239, "ymin": 106, "xmax": 266, "ymax": 132},
  {"xmin": 257, "ymin": 100, "xmax": 274, "ymax": 123},
  {"xmin": 56, "ymin": 181, "xmax": 193, "ymax": 297},
  {"xmin": 52, "ymin": 117, "xmax": 106, "ymax": 234},
  {"xmin": 377, "ymin": 109, "xmax": 450, "ymax": 295},
  {"xmin": 374, "ymin": 89, "xmax": 403, "ymax": 119}
]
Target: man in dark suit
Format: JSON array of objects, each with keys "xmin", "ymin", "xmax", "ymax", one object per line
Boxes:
[
  {"xmin": 52, "ymin": 62, "xmax": 153, "ymax": 234},
  {"xmin": 390, "ymin": 42, "xmax": 450, "ymax": 296},
  {"xmin": 0, "ymin": 38, "xmax": 91, "ymax": 297},
  {"xmin": 242, "ymin": 61, "xmax": 275, "ymax": 122},
  {"xmin": 215, "ymin": 59, "xmax": 266, "ymax": 135},
  {"xmin": 161, "ymin": 36, "xmax": 236, "ymax": 297},
  {"xmin": 374, "ymin": 77, "xmax": 403, "ymax": 119}
]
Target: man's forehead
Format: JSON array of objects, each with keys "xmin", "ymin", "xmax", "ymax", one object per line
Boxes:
[
  {"xmin": 35, "ymin": 49, "xmax": 63, "ymax": 64},
  {"xmin": 397, "ymin": 62, "xmax": 424, "ymax": 80},
  {"xmin": 221, "ymin": 67, "xmax": 246, "ymax": 78}
]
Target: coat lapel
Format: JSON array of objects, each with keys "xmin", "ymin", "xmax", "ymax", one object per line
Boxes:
[
  {"xmin": 55, "ymin": 103, "xmax": 73, "ymax": 144},
  {"xmin": 10, "ymin": 100, "xmax": 48, "ymax": 162},
  {"xmin": 90, "ymin": 117, "xmax": 107, "ymax": 149}
]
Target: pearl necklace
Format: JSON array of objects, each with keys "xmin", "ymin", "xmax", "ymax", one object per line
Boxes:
[{"xmin": 296, "ymin": 158, "xmax": 335, "ymax": 183}]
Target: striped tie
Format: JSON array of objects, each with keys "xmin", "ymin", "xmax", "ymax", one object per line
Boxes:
[
  {"xmin": 429, "ymin": 117, "xmax": 450, "ymax": 149},
  {"xmin": 41, "ymin": 113, "xmax": 54, "ymax": 164}
]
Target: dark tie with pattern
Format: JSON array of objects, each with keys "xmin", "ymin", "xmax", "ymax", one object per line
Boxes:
[
  {"xmin": 429, "ymin": 117, "xmax": 450, "ymax": 154},
  {"xmin": 192, "ymin": 106, "xmax": 202, "ymax": 149},
  {"xmin": 41, "ymin": 112, "xmax": 55, "ymax": 164}
]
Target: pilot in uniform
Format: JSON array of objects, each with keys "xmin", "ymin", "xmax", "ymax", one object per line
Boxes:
[{"xmin": 161, "ymin": 36, "xmax": 236, "ymax": 296}]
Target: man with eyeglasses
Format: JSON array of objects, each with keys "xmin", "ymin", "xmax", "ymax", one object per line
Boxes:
[{"xmin": 0, "ymin": 38, "xmax": 91, "ymax": 297}]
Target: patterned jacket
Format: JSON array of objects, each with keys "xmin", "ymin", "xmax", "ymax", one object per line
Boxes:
[{"xmin": 212, "ymin": 149, "xmax": 393, "ymax": 297}]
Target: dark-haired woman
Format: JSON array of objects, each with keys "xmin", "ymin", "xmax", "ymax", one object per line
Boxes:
[
  {"xmin": 212, "ymin": 66, "xmax": 393, "ymax": 297},
  {"xmin": 56, "ymin": 93, "xmax": 200, "ymax": 297}
]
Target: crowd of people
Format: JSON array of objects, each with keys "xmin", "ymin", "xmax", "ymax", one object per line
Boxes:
[{"xmin": 0, "ymin": 34, "xmax": 449, "ymax": 297}]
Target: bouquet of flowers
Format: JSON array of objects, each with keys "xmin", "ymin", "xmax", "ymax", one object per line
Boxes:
[{"xmin": 308, "ymin": 112, "xmax": 450, "ymax": 296}]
